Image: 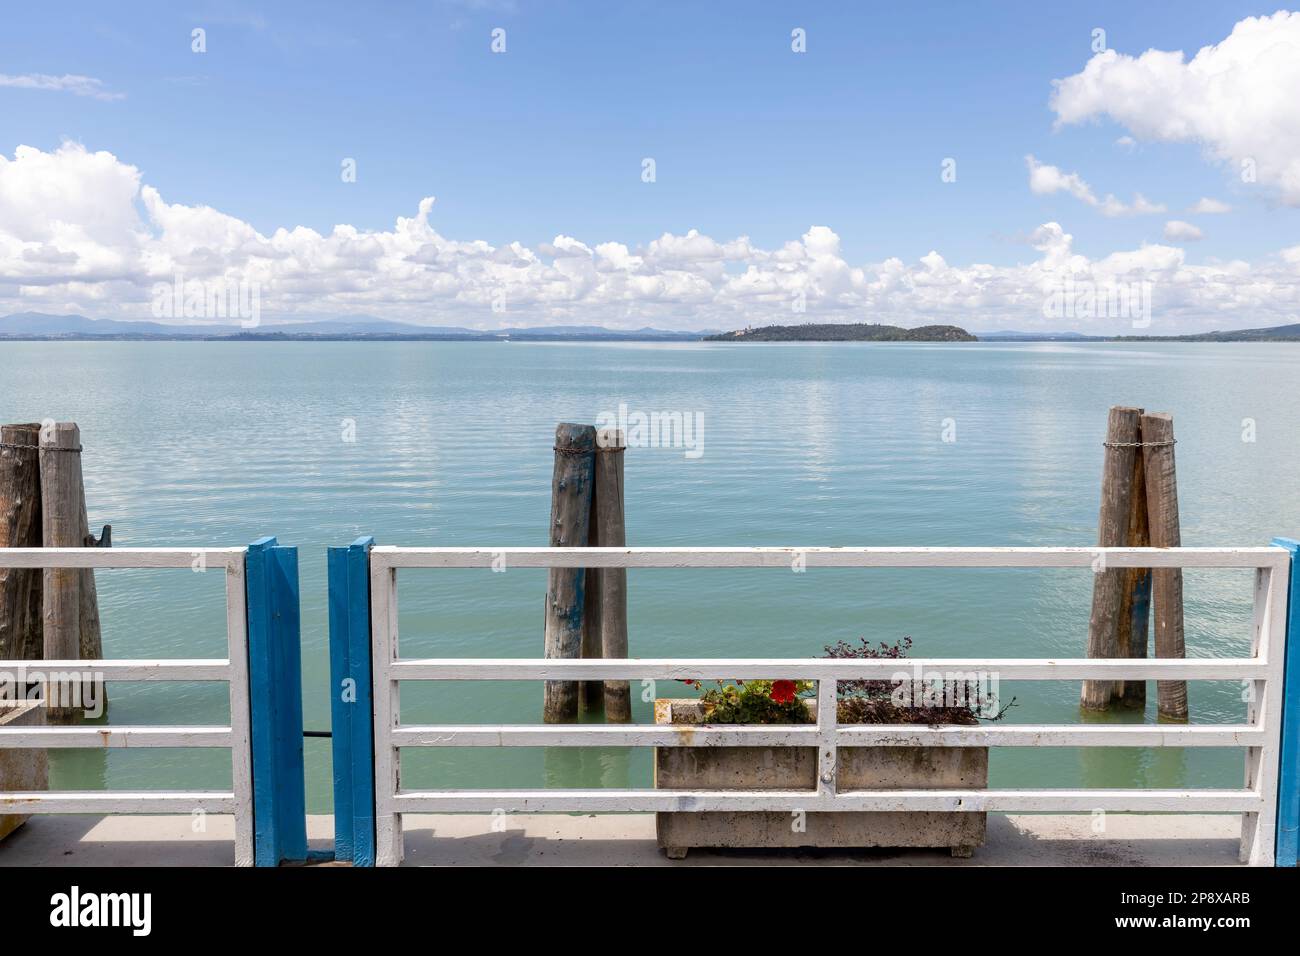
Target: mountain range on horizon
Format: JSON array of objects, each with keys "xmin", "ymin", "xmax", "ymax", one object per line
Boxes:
[
  {"xmin": 0, "ymin": 311, "xmax": 717, "ymax": 339},
  {"xmin": 4, "ymin": 311, "xmax": 1300, "ymax": 343}
]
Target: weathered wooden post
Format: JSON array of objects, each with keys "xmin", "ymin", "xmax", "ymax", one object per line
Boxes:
[
  {"xmin": 1081, "ymin": 407, "xmax": 1143, "ymax": 710},
  {"xmin": 543, "ymin": 424, "xmax": 596, "ymax": 722},
  {"xmin": 1141, "ymin": 412, "xmax": 1188, "ymax": 721},
  {"xmin": 39, "ymin": 423, "xmax": 82, "ymax": 722},
  {"xmin": 579, "ymin": 504, "xmax": 603, "ymax": 713},
  {"xmin": 0, "ymin": 424, "xmax": 43, "ymax": 661},
  {"xmin": 77, "ymin": 502, "xmax": 105, "ymax": 665},
  {"xmin": 594, "ymin": 428, "xmax": 630, "ymax": 722},
  {"xmin": 38, "ymin": 422, "xmax": 105, "ymax": 721},
  {"xmin": 1115, "ymin": 441, "xmax": 1151, "ymax": 709}
]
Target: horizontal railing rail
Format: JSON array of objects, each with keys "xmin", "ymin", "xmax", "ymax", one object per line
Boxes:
[
  {"xmin": 390, "ymin": 722, "xmax": 1264, "ymax": 748},
  {"xmin": 360, "ymin": 544, "xmax": 1293, "ymax": 867},
  {"xmin": 0, "ymin": 547, "xmax": 246, "ymax": 568},
  {"xmin": 371, "ymin": 545, "xmax": 1286, "ymax": 569},
  {"xmin": 387, "ymin": 658, "xmax": 1269, "ymax": 680},
  {"xmin": 0, "ymin": 546, "xmax": 254, "ymax": 865},
  {"xmin": 388, "ymin": 790, "xmax": 1262, "ymax": 814}
]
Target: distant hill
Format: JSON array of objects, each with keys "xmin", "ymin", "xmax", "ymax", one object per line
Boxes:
[
  {"xmin": 0, "ymin": 312, "xmax": 226, "ymax": 336},
  {"xmin": 0, "ymin": 312, "xmax": 709, "ymax": 341},
  {"xmin": 1118, "ymin": 323, "xmax": 1300, "ymax": 342},
  {"xmin": 706, "ymin": 322, "xmax": 977, "ymax": 342},
  {"xmin": 975, "ymin": 324, "xmax": 1300, "ymax": 342},
  {"xmin": 8, "ymin": 311, "xmax": 1300, "ymax": 343}
]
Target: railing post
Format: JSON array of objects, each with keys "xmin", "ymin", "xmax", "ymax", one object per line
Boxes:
[
  {"xmin": 245, "ymin": 536, "xmax": 308, "ymax": 866},
  {"xmin": 1270, "ymin": 537, "xmax": 1300, "ymax": 867},
  {"xmin": 328, "ymin": 536, "xmax": 376, "ymax": 866}
]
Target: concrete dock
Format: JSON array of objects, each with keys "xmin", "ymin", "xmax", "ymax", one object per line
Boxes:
[{"xmin": 0, "ymin": 812, "xmax": 1244, "ymax": 866}]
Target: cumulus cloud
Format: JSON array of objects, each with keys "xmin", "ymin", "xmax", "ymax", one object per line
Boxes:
[
  {"xmin": 1025, "ymin": 156, "xmax": 1165, "ymax": 217},
  {"xmin": 1027, "ymin": 155, "xmax": 1097, "ymax": 204},
  {"xmin": 0, "ymin": 73, "xmax": 123, "ymax": 101},
  {"xmin": 1050, "ymin": 11, "xmax": 1300, "ymax": 204},
  {"xmin": 1188, "ymin": 197, "xmax": 1232, "ymax": 214},
  {"xmin": 1, "ymin": 143, "xmax": 1297, "ymax": 334},
  {"xmin": 1163, "ymin": 220, "xmax": 1204, "ymax": 242}
]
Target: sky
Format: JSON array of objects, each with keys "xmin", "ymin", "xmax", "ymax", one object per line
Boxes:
[{"xmin": 0, "ymin": 0, "xmax": 1298, "ymax": 333}]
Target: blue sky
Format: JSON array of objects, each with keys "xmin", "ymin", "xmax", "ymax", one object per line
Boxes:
[{"xmin": 1, "ymin": 2, "xmax": 1297, "ymax": 331}]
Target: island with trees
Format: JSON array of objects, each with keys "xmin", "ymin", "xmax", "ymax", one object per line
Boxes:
[{"xmin": 704, "ymin": 322, "xmax": 978, "ymax": 342}]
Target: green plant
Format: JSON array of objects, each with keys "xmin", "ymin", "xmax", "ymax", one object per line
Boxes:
[
  {"xmin": 677, "ymin": 637, "xmax": 1014, "ymax": 725},
  {"xmin": 677, "ymin": 678, "xmax": 814, "ymax": 724}
]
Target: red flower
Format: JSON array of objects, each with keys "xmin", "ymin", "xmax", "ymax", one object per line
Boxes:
[{"xmin": 770, "ymin": 680, "xmax": 796, "ymax": 704}]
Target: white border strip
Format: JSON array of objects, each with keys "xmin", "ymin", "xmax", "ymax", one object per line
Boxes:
[
  {"xmin": 387, "ymin": 658, "xmax": 1267, "ymax": 681},
  {"xmin": 0, "ymin": 791, "xmax": 237, "ymax": 813},
  {"xmin": 0, "ymin": 659, "xmax": 231, "ymax": 681},
  {"xmin": 391, "ymin": 723, "xmax": 1265, "ymax": 749},
  {"xmin": 373, "ymin": 545, "xmax": 1287, "ymax": 570},
  {"xmin": 0, "ymin": 726, "xmax": 233, "ymax": 748},
  {"xmin": 393, "ymin": 788, "xmax": 1262, "ymax": 814},
  {"xmin": 0, "ymin": 548, "xmax": 243, "ymax": 569}
]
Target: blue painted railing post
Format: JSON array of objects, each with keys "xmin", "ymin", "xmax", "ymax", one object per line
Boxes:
[
  {"xmin": 245, "ymin": 536, "xmax": 308, "ymax": 866},
  {"xmin": 327, "ymin": 536, "xmax": 376, "ymax": 866},
  {"xmin": 1271, "ymin": 537, "xmax": 1300, "ymax": 867}
]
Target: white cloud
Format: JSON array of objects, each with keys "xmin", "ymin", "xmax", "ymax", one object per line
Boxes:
[
  {"xmin": 1126, "ymin": 194, "xmax": 1166, "ymax": 216},
  {"xmin": 1188, "ymin": 197, "xmax": 1232, "ymax": 214},
  {"xmin": 1, "ymin": 143, "xmax": 1297, "ymax": 334},
  {"xmin": 1027, "ymin": 155, "xmax": 1097, "ymax": 204},
  {"xmin": 1025, "ymin": 156, "xmax": 1165, "ymax": 217},
  {"xmin": 1163, "ymin": 220, "xmax": 1204, "ymax": 242},
  {"xmin": 0, "ymin": 73, "xmax": 123, "ymax": 101},
  {"xmin": 1050, "ymin": 11, "xmax": 1300, "ymax": 204}
]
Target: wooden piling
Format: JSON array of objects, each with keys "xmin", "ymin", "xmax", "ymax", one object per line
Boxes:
[
  {"xmin": 1114, "ymin": 441, "xmax": 1151, "ymax": 709},
  {"xmin": 0, "ymin": 424, "xmax": 44, "ymax": 661},
  {"xmin": 1081, "ymin": 407, "xmax": 1143, "ymax": 710},
  {"xmin": 579, "ymin": 484, "xmax": 603, "ymax": 713},
  {"xmin": 40, "ymin": 423, "xmax": 83, "ymax": 722},
  {"xmin": 77, "ymin": 512, "xmax": 104, "ymax": 667},
  {"xmin": 39, "ymin": 422, "xmax": 105, "ymax": 722},
  {"xmin": 594, "ymin": 428, "xmax": 630, "ymax": 722},
  {"xmin": 1141, "ymin": 412, "xmax": 1188, "ymax": 721},
  {"xmin": 543, "ymin": 423, "xmax": 596, "ymax": 723}
]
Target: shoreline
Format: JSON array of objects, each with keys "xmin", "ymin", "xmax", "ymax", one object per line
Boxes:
[{"xmin": 4, "ymin": 334, "xmax": 1300, "ymax": 344}]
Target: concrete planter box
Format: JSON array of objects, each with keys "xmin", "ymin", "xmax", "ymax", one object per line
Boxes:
[
  {"xmin": 654, "ymin": 699, "xmax": 986, "ymax": 859},
  {"xmin": 0, "ymin": 700, "xmax": 48, "ymax": 842}
]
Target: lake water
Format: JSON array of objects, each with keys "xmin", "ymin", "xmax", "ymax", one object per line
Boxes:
[{"xmin": 2, "ymin": 340, "xmax": 1298, "ymax": 811}]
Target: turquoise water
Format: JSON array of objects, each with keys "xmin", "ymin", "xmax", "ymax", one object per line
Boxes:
[{"xmin": 2, "ymin": 340, "xmax": 1298, "ymax": 811}]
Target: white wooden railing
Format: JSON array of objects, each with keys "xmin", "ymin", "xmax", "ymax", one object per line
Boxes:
[
  {"xmin": 368, "ymin": 545, "xmax": 1290, "ymax": 867},
  {"xmin": 0, "ymin": 547, "xmax": 254, "ymax": 865}
]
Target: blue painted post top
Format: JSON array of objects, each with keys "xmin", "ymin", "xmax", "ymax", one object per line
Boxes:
[
  {"xmin": 1270, "ymin": 537, "xmax": 1299, "ymax": 868},
  {"xmin": 327, "ymin": 536, "xmax": 377, "ymax": 866},
  {"xmin": 246, "ymin": 536, "xmax": 309, "ymax": 867}
]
